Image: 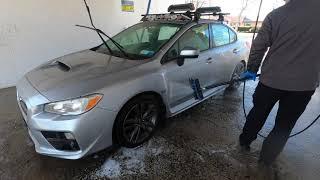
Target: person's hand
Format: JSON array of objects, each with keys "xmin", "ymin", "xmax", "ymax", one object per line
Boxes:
[{"xmin": 240, "ymin": 71, "xmax": 257, "ymax": 81}]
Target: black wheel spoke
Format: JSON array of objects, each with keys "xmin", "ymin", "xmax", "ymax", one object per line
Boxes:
[
  {"xmin": 144, "ymin": 121, "xmax": 155, "ymax": 129},
  {"xmin": 124, "ymin": 118, "xmax": 138, "ymax": 125},
  {"xmin": 121, "ymin": 100, "xmax": 159, "ymax": 146},
  {"xmin": 134, "ymin": 103, "xmax": 145, "ymax": 119},
  {"xmin": 129, "ymin": 126, "xmax": 139, "ymax": 142},
  {"xmin": 142, "ymin": 105, "xmax": 155, "ymax": 119},
  {"xmin": 131, "ymin": 104, "xmax": 139, "ymax": 118},
  {"xmin": 134, "ymin": 127, "xmax": 141, "ymax": 143},
  {"xmin": 124, "ymin": 124, "xmax": 138, "ymax": 131},
  {"xmin": 138, "ymin": 104, "xmax": 142, "ymax": 119},
  {"xmin": 141, "ymin": 121, "xmax": 155, "ymax": 134}
]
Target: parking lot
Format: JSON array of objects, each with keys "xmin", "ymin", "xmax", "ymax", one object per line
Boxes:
[{"xmin": 0, "ymin": 82, "xmax": 319, "ymax": 180}]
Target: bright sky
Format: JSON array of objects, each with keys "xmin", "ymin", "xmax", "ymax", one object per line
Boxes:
[
  {"xmin": 153, "ymin": 0, "xmax": 285, "ymax": 21},
  {"xmin": 206, "ymin": 0, "xmax": 285, "ymax": 20}
]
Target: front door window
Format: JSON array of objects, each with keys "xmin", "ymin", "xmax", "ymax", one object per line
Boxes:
[{"xmin": 166, "ymin": 24, "xmax": 210, "ymax": 60}]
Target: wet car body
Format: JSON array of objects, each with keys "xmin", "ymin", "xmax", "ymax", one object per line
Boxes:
[{"xmin": 17, "ymin": 16, "xmax": 249, "ymax": 159}]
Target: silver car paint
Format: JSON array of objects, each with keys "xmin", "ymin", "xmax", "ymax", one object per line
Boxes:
[
  {"xmin": 16, "ymin": 20, "xmax": 248, "ymax": 159},
  {"xmin": 17, "ymin": 77, "xmax": 118, "ymax": 159}
]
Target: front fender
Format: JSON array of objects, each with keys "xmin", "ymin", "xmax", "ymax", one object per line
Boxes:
[{"xmin": 96, "ymin": 72, "xmax": 168, "ymax": 113}]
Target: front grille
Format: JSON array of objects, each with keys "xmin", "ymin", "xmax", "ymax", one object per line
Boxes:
[{"xmin": 19, "ymin": 99, "xmax": 28, "ymax": 115}]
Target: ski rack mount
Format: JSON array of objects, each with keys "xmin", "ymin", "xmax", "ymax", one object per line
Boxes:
[{"xmin": 141, "ymin": 3, "xmax": 230, "ymax": 23}]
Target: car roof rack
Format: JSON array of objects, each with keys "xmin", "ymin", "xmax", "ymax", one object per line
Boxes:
[
  {"xmin": 168, "ymin": 3, "xmax": 195, "ymax": 13},
  {"xmin": 194, "ymin": 7, "xmax": 230, "ymax": 21},
  {"xmin": 141, "ymin": 3, "xmax": 229, "ymax": 23},
  {"xmin": 196, "ymin": 7, "xmax": 221, "ymax": 14}
]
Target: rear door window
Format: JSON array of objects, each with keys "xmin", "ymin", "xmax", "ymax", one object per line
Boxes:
[
  {"xmin": 211, "ymin": 24, "xmax": 231, "ymax": 47},
  {"xmin": 229, "ymin": 29, "xmax": 237, "ymax": 43}
]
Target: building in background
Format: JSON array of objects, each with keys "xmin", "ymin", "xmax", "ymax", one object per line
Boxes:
[
  {"xmin": 225, "ymin": 16, "xmax": 263, "ymax": 32},
  {"xmin": 0, "ymin": 0, "xmax": 148, "ymax": 88},
  {"xmin": 242, "ymin": 17, "xmax": 263, "ymax": 28}
]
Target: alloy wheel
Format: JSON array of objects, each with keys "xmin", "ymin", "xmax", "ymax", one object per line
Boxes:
[
  {"xmin": 231, "ymin": 63, "xmax": 245, "ymax": 88},
  {"xmin": 122, "ymin": 102, "xmax": 158, "ymax": 144}
]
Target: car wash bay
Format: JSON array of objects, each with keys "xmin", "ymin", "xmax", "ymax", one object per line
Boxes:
[
  {"xmin": 1, "ymin": 0, "xmax": 320, "ymax": 179},
  {"xmin": 1, "ymin": 83, "xmax": 319, "ymax": 180}
]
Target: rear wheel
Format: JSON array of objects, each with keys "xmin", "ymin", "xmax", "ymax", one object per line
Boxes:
[
  {"xmin": 113, "ymin": 95, "xmax": 161, "ymax": 148},
  {"xmin": 227, "ymin": 62, "xmax": 246, "ymax": 90}
]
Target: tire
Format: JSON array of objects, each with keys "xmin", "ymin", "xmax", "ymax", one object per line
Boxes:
[
  {"xmin": 227, "ymin": 62, "xmax": 246, "ymax": 90},
  {"xmin": 113, "ymin": 95, "xmax": 161, "ymax": 148}
]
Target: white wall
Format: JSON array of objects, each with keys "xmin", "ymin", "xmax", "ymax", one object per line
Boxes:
[
  {"xmin": 0, "ymin": 0, "xmax": 148, "ymax": 88},
  {"xmin": 150, "ymin": 0, "xmax": 186, "ymax": 13}
]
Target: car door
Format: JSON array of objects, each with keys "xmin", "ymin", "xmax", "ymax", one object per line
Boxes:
[
  {"xmin": 162, "ymin": 24, "xmax": 212, "ymax": 113},
  {"xmin": 207, "ymin": 24, "xmax": 242, "ymax": 85}
]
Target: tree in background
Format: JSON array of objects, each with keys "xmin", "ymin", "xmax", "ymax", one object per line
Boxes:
[{"xmin": 238, "ymin": 0, "xmax": 253, "ymax": 27}]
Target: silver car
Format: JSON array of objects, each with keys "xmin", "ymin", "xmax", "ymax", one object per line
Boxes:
[{"xmin": 16, "ymin": 9, "xmax": 248, "ymax": 159}]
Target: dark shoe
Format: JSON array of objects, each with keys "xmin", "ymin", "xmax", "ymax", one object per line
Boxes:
[
  {"xmin": 240, "ymin": 144, "xmax": 251, "ymax": 152},
  {"xmin": 239, "ymin": 134, "xmax": 251, "ymax": 152},
  {"xmin": 258, "ymin": 158, "xmax": 272, "ymax": 167},
  {"xmin": 257, "ymin": 160, "xmax": 275, "ymax": 179}
]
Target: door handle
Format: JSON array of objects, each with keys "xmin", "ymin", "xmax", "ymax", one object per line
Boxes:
[
  {"xmin": 233, "ymin": 48, "xmax": 240, "ymax": 54},
  {"xmin": 206, "ymin": 58, "xmax": 213, "ymax": 64}
]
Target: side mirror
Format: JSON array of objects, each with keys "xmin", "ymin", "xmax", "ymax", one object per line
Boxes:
[{"xmin": 177, "ymin": 47, "xmax": 200, "ymax": 66}]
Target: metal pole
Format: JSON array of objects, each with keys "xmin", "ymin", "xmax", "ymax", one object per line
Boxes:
[
  {"xmin": 251, "ymin": 0, "xmax": 264, "ymax": 42},
  {"xmin": 146, "ymin": 0, "xmax": 152, "ymax": 15}
]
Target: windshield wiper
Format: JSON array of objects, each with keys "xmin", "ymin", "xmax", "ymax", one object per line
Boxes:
[
  {"xmin": 76, "ymin": 0, "xmax": 129, "ymax": 58},
  {"xmin": 75, "ymin": 25, "xmax": 129, "ymax": 58}
]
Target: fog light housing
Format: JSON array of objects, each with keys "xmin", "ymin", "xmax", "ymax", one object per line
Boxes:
[
  {"xmin": 41, "ymin": 131, "xmax": 80, "ymax": 151},
  {"xmin": 64, "ymin": 132, "xmax": 75, "ymax": 140}
]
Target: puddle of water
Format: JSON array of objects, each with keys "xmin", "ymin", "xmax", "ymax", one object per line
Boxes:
[
  {"xmin": 95, "ymin": 159, "xmax": 121, "ymax": 178},
  {"xmin": 92, "ymin": 137, "xmax": 168, "ymax": 179}
]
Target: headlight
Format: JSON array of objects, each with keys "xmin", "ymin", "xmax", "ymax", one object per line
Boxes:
[{"xmin": 44, "ymin": 94, "xmax": 103, "ymax": 115}]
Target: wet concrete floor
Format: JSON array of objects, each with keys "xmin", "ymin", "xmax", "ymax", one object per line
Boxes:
[{"xmin": 0, "ymin": 82, "xmax": 319, "ymax": 180}]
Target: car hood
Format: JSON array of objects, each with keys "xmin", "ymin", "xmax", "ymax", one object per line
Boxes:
[{"xmin": 26, "ymin": 50, "xmax": 147, "ymax": 101}]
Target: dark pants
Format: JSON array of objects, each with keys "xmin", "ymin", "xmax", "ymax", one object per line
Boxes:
[{"xmin": 239, "ymin": 82, "xmax": 315, "ymax": 164}]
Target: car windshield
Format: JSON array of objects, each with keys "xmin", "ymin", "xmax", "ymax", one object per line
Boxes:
[{"xmin": 95, "ymin": 22, "xmax": 182, "ymax": 60}]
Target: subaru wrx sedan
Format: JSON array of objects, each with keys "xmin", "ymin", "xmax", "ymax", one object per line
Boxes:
[{"xmin": 17, "ymin": 12, "xmax": 248, "ymax": 159}]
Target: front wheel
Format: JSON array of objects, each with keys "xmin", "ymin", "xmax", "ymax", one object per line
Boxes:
[
  {"xmin": 113, "ymin": 95, "xmax": 161, "ymax": 148},
  {"xmin": 227, "ymin": 62, "xmax": 246, "ymax": 90}
]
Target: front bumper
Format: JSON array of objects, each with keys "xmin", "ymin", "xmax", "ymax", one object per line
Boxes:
[{"xmin": 16, "ymin": 77, "xmax": 117, "ymax": 159}]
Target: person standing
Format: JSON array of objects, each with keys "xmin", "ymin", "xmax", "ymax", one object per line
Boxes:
[{"xmin": 239, "ymin": 0, "xmax": 320, "ymax": 165}]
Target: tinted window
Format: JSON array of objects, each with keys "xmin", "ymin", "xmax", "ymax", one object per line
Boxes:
[
  {"xmin": 179, "ymin": 24, "xmax": 210, "ymax": 52},
  {"xmin": 97, "ymin": 22, "xmax": 182, "ymax": 59},
  {"xmin": 211, "ymin": 24, "xmax": 230, "ymax": 47},
  {"xmin": 166, "ymin": 24, "xmax": 210, "ymax": 60},
  {"xmin": 158, "ymin": 26, "xmax": 180, "ymax": 40},
  {"xmin": 166, "ymin": 42, "xmax": 179, "ymax": 60},
  {"xmin": 229, "ymin": 29, "xmax": 237, "ymax": 43}
]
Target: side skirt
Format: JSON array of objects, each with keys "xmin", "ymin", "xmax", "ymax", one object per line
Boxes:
[{"xmin": 168, "ymin": 85, "xmax": 227, "ymax": 117}]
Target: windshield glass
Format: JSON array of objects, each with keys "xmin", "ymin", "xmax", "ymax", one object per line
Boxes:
[{"xmin": 96, "ymin": 22, "xmax": 182, "ymax": 59}]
